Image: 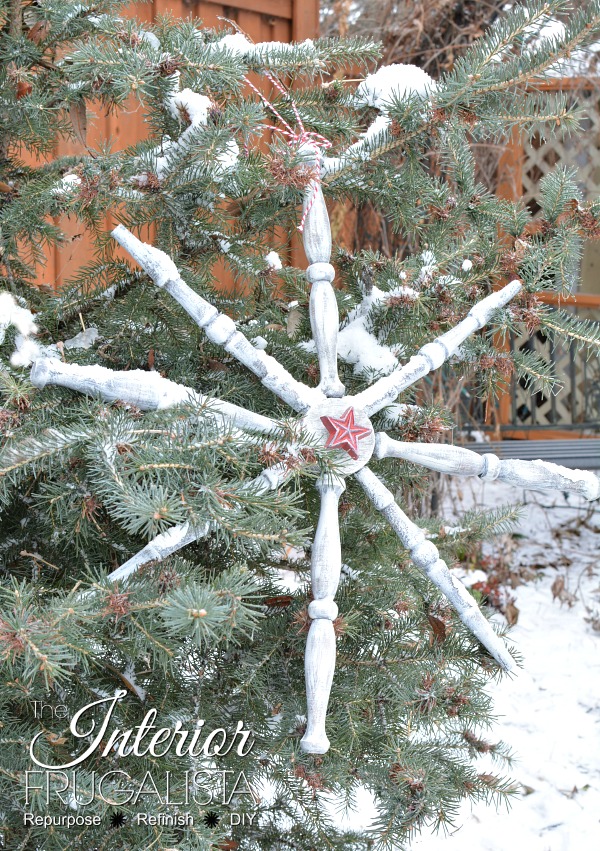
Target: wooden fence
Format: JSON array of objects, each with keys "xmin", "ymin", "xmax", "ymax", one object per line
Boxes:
[
  {"xmin": 493, "ymin": 79, "xmax": 600, "ymax": 438},
  {"xmin": 40, "ymin": 0, "xmax": 318, "ymax": 289}
]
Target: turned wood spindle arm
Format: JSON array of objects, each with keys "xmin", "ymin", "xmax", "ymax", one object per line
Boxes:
[
  {"xmin": 352, "ymin": 280, "xmax": 522, "ymax": 417},
  {"xmin": 107, "ymin": 461, "xmax": 291, "ymax": 583},
  {"xmin": 355, "ymin": 467, "xmax": 515, "ymax": 672},
  {"xmin": 29, "ymin": 358, "xmax": 279, "ymax": 435},
  {"xmin": 112, "ymin": 225, "xmax": 323, "ymax": 414},
  {"xmin": 301, "ymin": 477, "xmax": 345, "ymax": 754},
  {"xmin": 301, "ymin": 153, "xmax": 344, "ymax": 399},
  {"xmin": 374, "ymin": 434, "xmax": 600, "ymax": 501}
]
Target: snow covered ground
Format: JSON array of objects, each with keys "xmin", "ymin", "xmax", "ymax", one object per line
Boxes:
[
  {"xmin": 333, "ymin": 478, "xmax": 600, "ymax": 850},
  {"xmin": 413, "ymin": 478, "xmax": 600, "ymax": 851}
]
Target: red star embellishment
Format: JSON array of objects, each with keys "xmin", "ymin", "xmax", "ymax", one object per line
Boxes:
[{"xmin": 320, "ymin": 407, "xmax": 371, "ymax": 460}]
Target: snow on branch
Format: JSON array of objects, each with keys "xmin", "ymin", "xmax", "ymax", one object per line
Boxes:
[
  {"xmin": 351, "ymin": 279, "xmax": 522, "ymax": 417},
  {"xmin": 128, "ymin": 76, "xmax": 238, "ymax": 184},
  {"xmin": 112, "ymin": 225, "xmax": 324, "ymax": 413},
  {"xmin": 337, "ymin": 282, "xmax": 419, "ymax": 377},
  {"xmin": 0, "ymin": 291, "xmax": 59, "ymax": 367},
  {"xmin": 29, "ymin": 358, "xmax": 279, "ymax": 435},
  {"xmin": 355, "ymin": 466, "xmax": 515, "ymax": 672},
  {"xmin": 374, "ymin": 436, "xmax": 600, "ymax": 501},
  {"xmin": 355, "ymin": 64, "xmax": 437, "ymax": 111},
  {"xmin": 322, "ymin": 63, "xmax": 436, "ymax": 178},
  {"xmin": 205, "ymin": 31, "xmax": 319, "ymax": 62},
  {"xmin": 0, "ymin": 292, "xmax": 38, "ymax": 341}
]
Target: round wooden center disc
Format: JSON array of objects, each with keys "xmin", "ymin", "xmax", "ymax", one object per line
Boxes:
[{"xmin": 302, "ymin": 398, "xmax": 375, "ymax": 475}]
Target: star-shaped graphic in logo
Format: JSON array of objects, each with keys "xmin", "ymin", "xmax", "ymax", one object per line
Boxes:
[
  {"xmin": 203, "ymin": 811, "xmax": 221, "ymax": 828},
  {"xmin": 320, "ymin": 407, "xmax": 371, "ymax": 460},
  {"xmin": 109, "ymin": 811, "xmax": 127, "ymax": 829}
]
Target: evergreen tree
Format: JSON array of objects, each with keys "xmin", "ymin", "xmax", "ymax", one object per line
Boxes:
[{"xmin": 1, "ymin": 2, "xmax": 600, "ymax": 849}]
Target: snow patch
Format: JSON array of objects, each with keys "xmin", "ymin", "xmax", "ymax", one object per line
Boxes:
[
  {"xmin": 418, "ymin": 250, "xmax": 437, "ymax": 283},
  {"xmin": 215, "ymin": 139, "xmax": 239, "ymax": 174},
  {"xmin": 441, "ymin": 524, "xmax": 468, "ymax": 535},
  {"xmin": 451, "ymin": 567, "xmax": 488, "ymax": 587},
  {"xmin": 140, "ymin": 31, "xmax": 160, "ymax": 50},
  {"xmin": 337, "ymin": 283, "xmax": 415, "ymax": 376},
  {"xmin": 211, "ymin": 32, "xmax": 254, "ymax": 55},
  {"xmin": 378, "ymin": 403, "xmax": 420, "ymax": 427},
  {"xmin": 0, "ymin": 292, "xmax": 37, "ymax": 342},
  {"xmin": 52, "ymin": 173, "xmax": 82, "ymax": 197},
  {"xmin": 10, "ymin": 335, "xmax": 44, "ymax": 367},
  {"xmin": 168, "ymin": 88, "xmax": 211, "ymax": 132},
  {"xmin": 0, "ymin": 293, "xmax": 58, "ymax": 367},
  {"xmin": 205, "ymin": 33, "xmax": 317, "ymax": 62},
  {"xmin": 122, "ymin": 662, "xmax": 147, "ymax": 701},
  {"xmin": 64, "ymin": 327, "xmax": 99, "ymax": 350},
  {"xmin": 322, "ymin": 114, "xmax": 391, "ymax": 175},
  {"xmin": 355, "ymin": 63, "xmax": 437, "ymax": 112},
  {"xmin": 265, "ymin": 251, "xmax": 283, "ymax": 271}
]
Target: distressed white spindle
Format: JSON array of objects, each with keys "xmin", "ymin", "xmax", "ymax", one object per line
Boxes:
[
  {"xmin": 355, "ymin": 466, "xmax": 515, "ymax": 672},
  {"xmin": 374, "ymin": 434, "xmax": 600, "ymax": 501},
  {"xmin": 301, "ymin": 154, "xmax": 345, "ymax": 399},
  {"xmin": 301, "ymin": 476, "xmax": 345, "ymax": 754},
  {"xmin": 112, "ymin": 225, "xmax": 324, "ymax": 414},
  {"xmin": 30, "ymin": 358, "xmax": 278, "ymax": 435},
  {"xmin": 351, "ymin": 280, "xmax": 522, "ymax": 417}
]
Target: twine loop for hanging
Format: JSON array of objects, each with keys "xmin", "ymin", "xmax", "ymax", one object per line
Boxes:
[{"xmin": 244, "ymin": 70, "xmax": 332, "ymax": 232}]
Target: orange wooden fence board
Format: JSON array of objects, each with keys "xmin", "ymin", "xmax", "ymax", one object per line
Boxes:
[{"xmin": 34, "ymin": 0, "xmax": 317, "ymax": 291}]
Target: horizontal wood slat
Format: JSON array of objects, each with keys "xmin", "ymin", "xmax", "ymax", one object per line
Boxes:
[
  {"xmin": 200, "ymin": 0, "xmax": 292, "ymax": 18},
  {"xmin": 467, "ymin": 438, "xmax": 600, "ymax": 466},
  {"xmin": 537, "ymin": 292, "xmax": 600, "ymax": 307}
]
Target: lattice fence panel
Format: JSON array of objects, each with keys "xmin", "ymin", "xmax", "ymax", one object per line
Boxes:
[
  {"xmin": 522, "ymin": 88, "xmax": 600, "ymax": 218},
  {"xmin": 513, "ymin": 87, "xmax": 600, "ymax": 430},
  {"xmin": 511, "ymin": 307, "xmax": 600, "ymax": 428}
]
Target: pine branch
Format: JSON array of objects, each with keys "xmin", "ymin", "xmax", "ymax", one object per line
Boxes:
[{"xmin": 540, "ymin": 306, "xmax": 600, "ymax": 354}]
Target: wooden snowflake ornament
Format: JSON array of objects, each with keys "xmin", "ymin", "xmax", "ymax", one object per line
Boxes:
[{"xmin": 30, "ymin": 155, "xmax": 600, "ymax": 757}]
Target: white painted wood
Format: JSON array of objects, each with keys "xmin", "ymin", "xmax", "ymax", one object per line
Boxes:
[
  {"xmin": 302, "ymin": 182, "xmax": 332, "ymax": 265},
  {"xmin": 354, "ymin": 467, "xmax": 515, "ymax": 672},
  {"xmin": 112, "ymin": 225, "xmax": 324, "ymax": 414},
  {"xmin": 351, "ymin": 280, "xmax": 522, "ymax": 417},
  {"xmin": 374, "ymin": 435, "xmax": 600, "ymax": 500},
  {"xmin": 29, "ymin": 358, "xmax": 278, "ymax": 435},
  {"xmin": 301, "ymin": 477, "xmax": 345, "ymax": 754},
  {"xmin": 495, "ymin": 458, "xmax": 600, "ymax": 499},
  {"xmin": 308, "ymin": 269, "xmax": 345, "ymax": 398},
  {"xmin": 108, "ymin": 522, "xmax": 201, "ymax": 583},
  {"xmin": 374, "ymin": 434, "xmax": 485, "ymax": 476},
  {"xmin": 20, "ymin": 97, "xmax": 557, "ymax": 751},
  {"xmin": 302, "ymin": 168, "xmax": 344, "ymax": 398}
]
